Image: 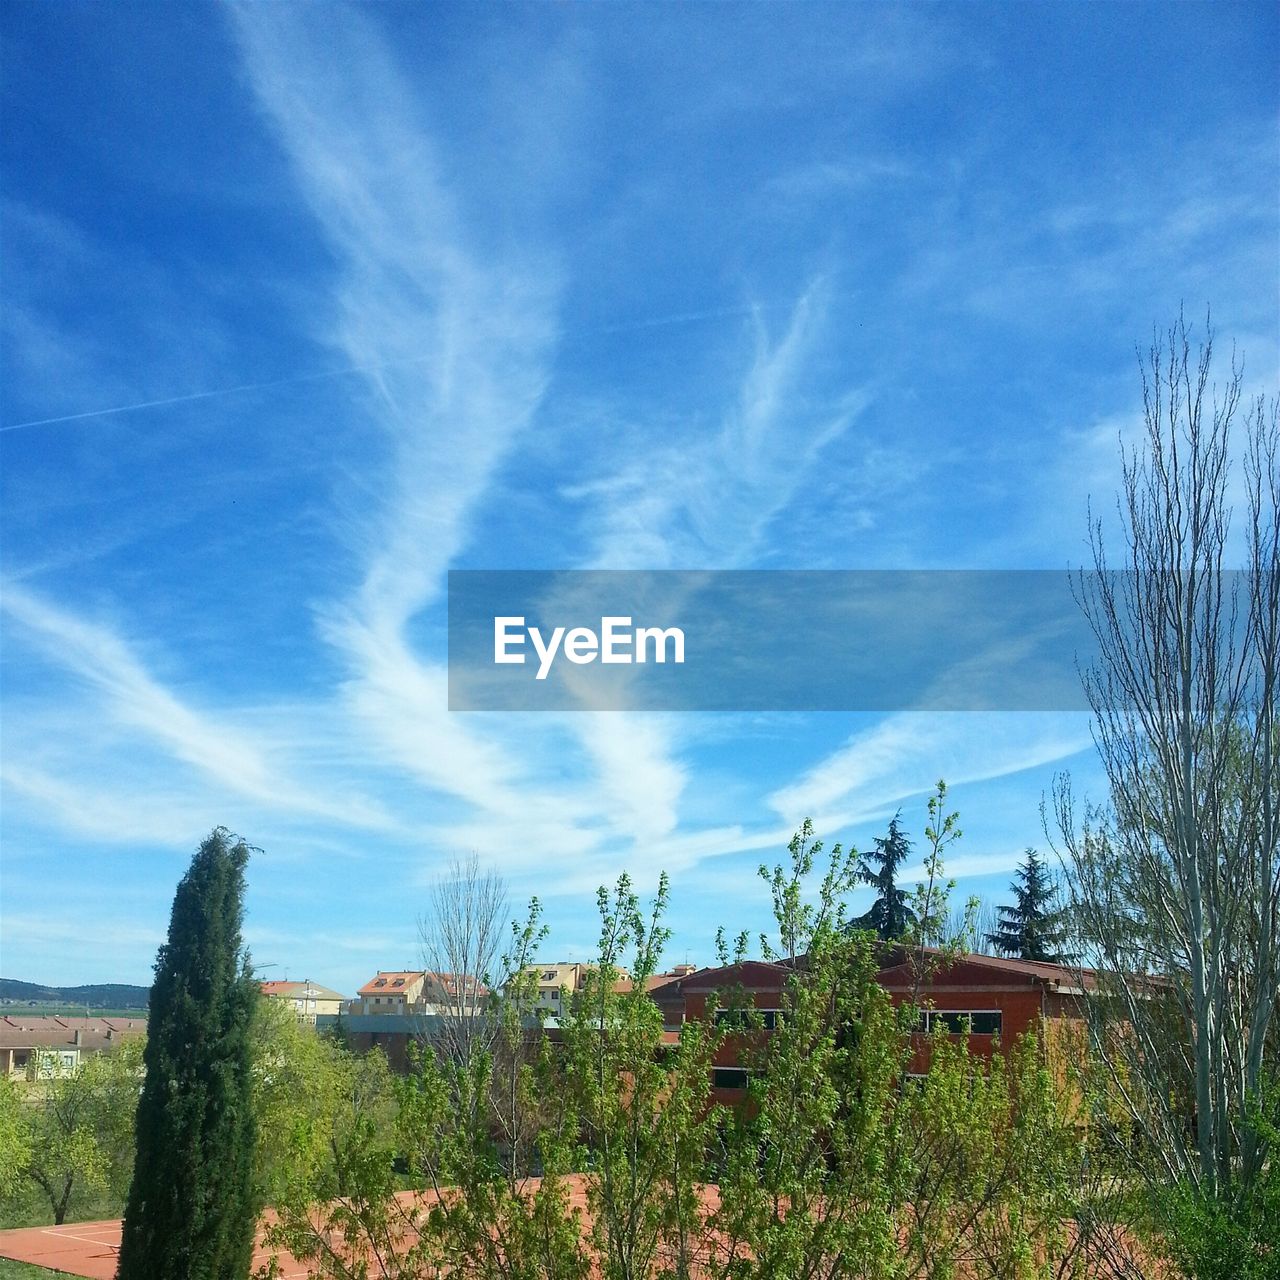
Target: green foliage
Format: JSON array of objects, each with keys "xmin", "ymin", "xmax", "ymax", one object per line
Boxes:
[
  {"xmin": 1159, "ymin": 1075, "xmax": 1280, "ymax": 1280},
  {"xmin": 0, "ymin": 1261, "xmax": 64, "ymax": 1279},
  {"xmin": 712, "ymin": 802, "xmax": 1136, "ymax": 1280},
  {"xmin": 117, "ymin": 828, "xmax": 261, "ymax": 1280},
  {"xmin": 986, "ymin": 849, "xmax": 1075, "ymax": 964},
  {"xmin": 560, "ymin": 872, "xmax": 723, "ymax": 1280},
  {"xmin": 163, "ymin": 808, "xmax": 1156, "ymax": 1280},
  {"xmin": 710, "ymin": 924, "xmax": 907, "ymax": 1278},
  {"xmin": 0, "ymin": 1076, "xmax": 33, "ymax": 1205},
  {"xmin": 250, "ymin": 996, "xmax": 397, "ymax": 1206},
  {"xmin": 891, "ymin": 1032, "xmax": 1099, "ymax": 1280},
  {"xmin": 759, "ymin": 817, "xmax": 858, "ymax": 960},
  {"xmin": 398, "ymin": 892, "xmax": 591, "ymax": 1279},
  {"xmin": 0, "ymin": 1038, "xmax": 141, "ymax": 1225},
  {"xmin": 848, "ymin": 812, "xmax": 919, "ymax": 941},
  {"xmin": 909, "ymin": 781, "xmax": 963, "ymax": 948},
  {"xmin": 260, "ymin": 895, "xmax": 592, "ymax": 1280}
]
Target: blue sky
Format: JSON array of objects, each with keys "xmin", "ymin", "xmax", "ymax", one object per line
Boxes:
[{"xmin": 2, "ymin": 2, "xmax": 1277, "ymax": 992}]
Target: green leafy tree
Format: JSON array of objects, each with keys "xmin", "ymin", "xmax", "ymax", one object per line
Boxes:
[
  {"xmin": 402, "ymin": 894, "xmax": 589, "ymax": 1280},
  {"xmin": 117, "ymin": 828, "xmax": 261, "ymax": 1280},
  {"xmin": 711, "ymin": 905, "xmax": 908, "ymax": 1278},
  {"xmin": 848, "ymin": 813, "xmax": 919, "ymax": 941},
  {"xmin": 250, "ymin": 996, "xmax": 396, "ymax": 1206},
  {"xmin": 0, "ymin": 1038, "xmax": 142, "ymax": 1224},
  {"xmin": 985, "ymin": 848, "xmax": 1075, "ymax": 963},
  {"xmin": 715, "ymin": 812, "xmax": 1143, "ymax": 1280},
  {"xmin": 261, "ymin": 896, "xmax": 590, "ymax": 1280},
  {"xmin": 0, "ymin": 1075, "xmax": 32, "ymax": 1205},
  {"xmin": 561, "ymin": 873, "xmax": 722, "ymax": 1280},
  {"xmin": 1161, "ymin": 1073, "xmax": 1280, "ymax": 1280}
]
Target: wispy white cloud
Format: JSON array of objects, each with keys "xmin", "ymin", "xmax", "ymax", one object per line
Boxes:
[
  {"xmin": 768, "ymin": 712, "xmax": 1093, "ymax": 832},
  {"xmin": 555, "ymin": 280, "xmax": 873, "ymax": 845},
  {"xmin": 233, "ymin": 4, "xmax": 558, "ymax": 627},
  {"xmin": 0, "ymin": 764, "xmax": 200, "ymax": 846},
  {"xmin": 1, "ymin": 582, "xmax": 388, "ymax": 828},
  {"xmin": 230, "ymin": 5, "xmax": 649, "ymax": 871},
  {"xmin": 579, "ymin": 281, "xmax": 871, "ymax": 571}
]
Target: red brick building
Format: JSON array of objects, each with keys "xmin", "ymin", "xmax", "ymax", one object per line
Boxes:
[
  {"xmin": 650, "ymin": 948, "xmax": 1099, "ymax": 1099},
  {"xmin": 650, "ymin": 960, "xmax": 797, "ymax": 1103},
  {"xmin": 873, "ymin": 945, "xmax": 1099, "ymax": 1076}
]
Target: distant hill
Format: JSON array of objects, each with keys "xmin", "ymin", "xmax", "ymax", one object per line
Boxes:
[{"xmin": 0, "ymin": 978, "xmax": 150, "ymax": 1009}]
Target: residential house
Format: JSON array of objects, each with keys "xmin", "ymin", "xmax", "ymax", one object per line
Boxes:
[
  {"xmin": 0, "ymin": 1015, "xmax": 147, "ymax": 1078},
  {"xmin": 520, "ymin": 963, "xmax": 594, "ymax": 1017},
  {"xmin": 419, "ymin": 971, "xmax": 489, "ymax": 1013},
  {"xmin": 355, "ymin": 971, "xmax": 427, "ymax": 1014},
  {"xmin": 352, "ymin": 970, "xmax": 489, "ymax": 1018},
  {"xmin": 518, "ymin": 961, "xmax": 690, "ymax": 1017},
  {"xmin": 259, "ymin": 979, "xmax": 346, "ymax": 1023}
]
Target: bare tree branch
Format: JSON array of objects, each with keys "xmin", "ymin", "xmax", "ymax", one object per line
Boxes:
[{"xmin": 1052, "ymin": 311, "xmax": 1279, "ymax": 1200}]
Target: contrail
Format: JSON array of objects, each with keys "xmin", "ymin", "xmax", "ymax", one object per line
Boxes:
[
  {"xmin": 598, "ymin": 302, "xmax": 765, "ymax": 334},
  {"xmin": 0, "ymin": 357, "xmax": 432, "ymax": 435},
  {"xmin": 2, "ymin": 301, "xmax": 788, "ymax": 435}
]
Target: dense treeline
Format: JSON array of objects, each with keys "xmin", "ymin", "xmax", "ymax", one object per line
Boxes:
[
  {"xmin": 1, "ymin": 798, "xmax": 1274, "ymax": 1277},
  {"xmin": 250, "ymin": 799, "xmax": 1224, "ymax": 1280}
]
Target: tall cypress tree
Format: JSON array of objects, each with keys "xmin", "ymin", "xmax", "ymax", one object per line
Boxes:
[
  {"xmin": 118, "ymin": 829, "xmax": 260, "ymax": 1280},
  {"xmin": 985, "ymin": 848, "xmax": 1075, "ymax": 963},
  {"xmin": 848, "ymin": 813, "xmax": 919, "ymax": 940}
]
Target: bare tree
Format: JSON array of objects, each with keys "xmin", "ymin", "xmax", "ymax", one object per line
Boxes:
[
  {"xmin": 1051, "ymin": 312, "xmax": 1279, "ymax": 1201},
  {"xmin": 418, "ymin": 853, "xmax": 509, "ymax": 1072},
  {"xmin": 942, "ymin": 895, "xmax": 1002, "ymax": 956}
]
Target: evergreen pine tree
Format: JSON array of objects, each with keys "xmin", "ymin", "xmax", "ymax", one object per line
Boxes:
[
  {"xmin": 848, "ymin": 813, "xmax": 919, "ymax": 940},
  {"xmin": 117, "ymin": 828, "xmax": 260, "ymax": 1280},
  {"xmin": 985, "ymin": 848, "xmax": 1075, "ymax": 963}
]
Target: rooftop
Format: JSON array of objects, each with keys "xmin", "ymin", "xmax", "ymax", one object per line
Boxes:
[{"xmin": 0, "ymin": 1015, "xmax": 147, "ymax": 1051}]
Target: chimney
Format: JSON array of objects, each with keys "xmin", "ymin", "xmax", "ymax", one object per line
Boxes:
[{"xmin": 73, "ymin": 1029, "xmax": 82, "ymax": 1046}]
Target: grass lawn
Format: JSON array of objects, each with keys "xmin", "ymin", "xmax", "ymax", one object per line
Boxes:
[{"xmin": 0, "ymin": 1260, "xmax": 61, "ymax": 1278}]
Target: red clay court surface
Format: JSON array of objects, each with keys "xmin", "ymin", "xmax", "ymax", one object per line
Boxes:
[
  {"xmin": 0, "ymin": 1179, "xmax": 714, "ymax": 1278},
  {"xmin": 0, "ymin": 1216, "xmax": 312, "ymax": 1278},
  {"xmin": 0, "ymin": 1181, "xmax": 617, "ymax": 1278}
]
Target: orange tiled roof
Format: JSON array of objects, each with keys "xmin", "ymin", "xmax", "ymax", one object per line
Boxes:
[{"xmin": 358, "ymin": 971, "xmax": 425, "ymax": 996}]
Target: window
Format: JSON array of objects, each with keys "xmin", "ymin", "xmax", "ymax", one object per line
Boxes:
[
  {"xmin": 924, "ymin": 1010, "xmax": 1002, "ymax": 1036},
  {"xmin": 714, "ymin": 1007, "xmax": 783, "ymax": 1030},
  {"xmin": 373, "ymin": 978, "xmax": 387, "ymax": 988},
  {"xmin": 712, "ymin": 1067, "xmax": 749, "ymax": 1090},
  {"xmin": 392, "ymin": 978, "xmax": 405, "ymax": 987}
]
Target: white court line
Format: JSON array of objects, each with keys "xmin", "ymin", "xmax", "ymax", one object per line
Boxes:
[
  {"xmin": 31, "ymin": 1225, "xmax": 311, "ymax": 1275},
  {"xmin": 38, "ymin": 1226, "xmax": 119, "ymax": 1243}
]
